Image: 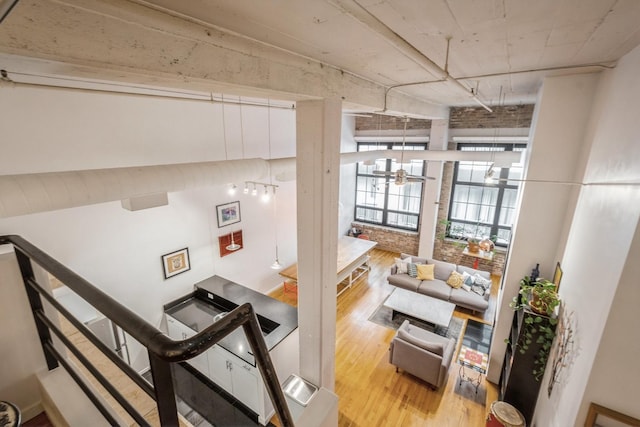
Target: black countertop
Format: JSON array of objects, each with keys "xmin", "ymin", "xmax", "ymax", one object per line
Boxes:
[{"xmin": 164, "ymin": 275, "xmax": 298, "ymax": 366}]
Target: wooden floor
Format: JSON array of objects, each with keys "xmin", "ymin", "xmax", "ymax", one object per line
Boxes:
[
  {"xmin": 268, "ymin": 248, "xmax": 499, "ymax": 427},
  {"xmin": 38, "ymin": 249, "xmax": 498, "ymax": 426}
]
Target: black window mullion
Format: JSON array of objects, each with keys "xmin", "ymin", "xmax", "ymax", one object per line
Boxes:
[{"xmin": 354, "ymin": 141, "xmax": 426, "ymax": 231}]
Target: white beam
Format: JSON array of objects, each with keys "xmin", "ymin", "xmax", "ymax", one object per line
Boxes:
[{"xmin": 0, "ymin": 0, "xmax": 447, "ymax": 118}]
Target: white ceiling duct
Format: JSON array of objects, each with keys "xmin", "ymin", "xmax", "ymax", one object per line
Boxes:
[
  {"xmin": 0, "ymin": 149, "xmax": 521, "ymax": 218},
  {"xmin": 0, "ymin": 158, "xmax": 273, "ymax": 218}
]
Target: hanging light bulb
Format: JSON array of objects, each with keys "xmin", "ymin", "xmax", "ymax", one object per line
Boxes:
[
  {"xmin": 243, "ymin": 182, "xmax": 249, "ymax": 194},
  {"xmin": 484, "ymin": 163, "xmax": 496, "ymax": 183},
  {"xmin": 228, "ymin": 183, "xmax": 237, "ymax": 195},
  {"xmin": 271, "ymin": 254, "xmax": 282, "ymax": 270},
  {"xmin": 225, "ymin": 231, "xmax": 241, "ymax": 251},
  {"xmin": 261, "ymin": 185, "xmax": 271, "ymax": 202}
]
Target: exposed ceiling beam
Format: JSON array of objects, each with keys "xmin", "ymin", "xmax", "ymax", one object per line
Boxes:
[{"xmin": 0, "ymin": 0, "xmax": 448, "ymax": 118}]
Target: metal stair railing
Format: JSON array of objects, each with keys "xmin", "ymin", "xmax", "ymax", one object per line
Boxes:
[{"xmin": 0, "ymin": 234, "xmax": 295, "ymax": 427}]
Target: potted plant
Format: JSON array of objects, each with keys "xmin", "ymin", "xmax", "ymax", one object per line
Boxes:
[
  {"xmin": 507, "ymin": 276, "xmax": 560, "ymax": 381},
  {"xmin": 519, "ymin": 277, "xmax": 560, "ymax": 316},
  {"xmin": 467, "ymin": 237, "xmax": 480, "ymax": 253}
]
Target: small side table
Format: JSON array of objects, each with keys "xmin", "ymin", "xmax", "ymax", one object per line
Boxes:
[
  {"xmin": 457, "ymin": 345, "xmax": 489, "ymax": 394},
  {"xmin": 0, "ymin": 401, "xmax": 21, "ymax": 427},
  {"xmin": 462, "ymin": 247, "xmax": 494, "ymax": 270}
]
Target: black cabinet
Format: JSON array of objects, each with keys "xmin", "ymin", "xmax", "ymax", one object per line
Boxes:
[{"xmin": 499, "ymin": 306, "xmax": 556, "ymax": 425}]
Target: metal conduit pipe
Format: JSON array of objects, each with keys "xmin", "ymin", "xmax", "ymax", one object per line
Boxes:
[
  {"xmin": 330, "ymin": 0, "xmax": 492, "ymax": 112},
  {"xmin": 0, "ymin": 0, "xmax": 21, "ymax": 24}
]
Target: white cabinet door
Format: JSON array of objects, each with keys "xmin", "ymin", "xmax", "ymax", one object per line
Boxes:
[
  {"xmin": 207, "ymin": 346, "xmax": 233, "ymax": 394},
  {"xmin": 165, "ymin": 315, "xmax": 210, "ymax": 377},
  {"xmin": 230, "ymin": 360, "xmax": 260, "ymax": 414}
]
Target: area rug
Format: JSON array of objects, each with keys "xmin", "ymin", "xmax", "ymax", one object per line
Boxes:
[
  {"xmin": 454, "ymin": 319, "xmax": 494, "ymax": 402},
  {"xmin": 367, "ymin": 297, "xmax": 464, "ymax": 340}
]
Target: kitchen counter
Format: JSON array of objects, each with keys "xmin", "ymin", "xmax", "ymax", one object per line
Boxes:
[{"xmin": 164, "ymin": 275, "xmax": 298, "ymax": 365}]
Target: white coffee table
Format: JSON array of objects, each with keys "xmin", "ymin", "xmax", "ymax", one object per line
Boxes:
[{"xmin": 384, "ymin": 288, "xmax": 455, "ymax": 329}]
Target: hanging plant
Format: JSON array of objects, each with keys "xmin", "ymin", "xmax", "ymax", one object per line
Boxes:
[{"xmin": 507, "ymin": 276, "xmax": 560, "ymax": 381}]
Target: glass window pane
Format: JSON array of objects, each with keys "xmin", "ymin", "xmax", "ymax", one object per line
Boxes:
[
  {"xmin": 457, "ymin": 163, "xmax": 472, "ymax": 182},
  {"xmin": 502, "ymin": 189, "xmax": 518, "ymax": 208},
  {"xmin": 496, "ymin": 228, "xmax": 511, "ymax": 245},
  {"xmin": 355, "ymin": 207, "xmax": 382, "ymax": 223},
  {"xmin": 388, "ymin": 212, "xmax": 418, "ymax": 230},
  {"xmin": 448, "ymin": 143, "xmax": 524, "ymax": 246}
]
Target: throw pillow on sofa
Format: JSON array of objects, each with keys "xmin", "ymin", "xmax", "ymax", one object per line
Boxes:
[
  {"xmin": 470, "ymin": 275, "xmax": 491, "ymax": 296},
  {"xmin": 394, "ymin": 257, "xmax": 411, "ymax": 274},
  {"xmin": 462, "ymin": 271, "xmax": 475, "ymax": 286},
  {"xmin": 416, "ymin": 263, "xmax": 435, "ymax": 280},
  {"xmin": 446, "ymin": 271, "xmax": 465, "ymax": 288},
  {"xmin": 473, "ymin": 273, "xmax": 492, "ymax": 288},
  {"xmin": 407, "ymin": 263, "xmax": 419, "ymax": 278}
]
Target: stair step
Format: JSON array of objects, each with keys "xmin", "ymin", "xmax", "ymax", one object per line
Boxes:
[{"xmin": 37, "ymin": 364, "xmax": 125, "ymax": 427}]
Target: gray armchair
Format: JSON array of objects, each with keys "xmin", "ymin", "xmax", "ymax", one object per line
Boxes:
[{"xmin": 389, "ymin": 320, "xmax": 456, "ymax": 389}]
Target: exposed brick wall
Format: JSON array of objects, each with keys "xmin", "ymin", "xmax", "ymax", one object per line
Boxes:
[
  {"xmin": 350, "ymin": 222, "xmax": 419, "ymax": 255},
  {"xmin": 449, "ymin": 105, "xmax": 534, "ymax": 129},
  {"xmin": 355, "ymin": 114, "xmax": 431, "ymax": 131},
  {"xmin": 435, "ymin": 239, "xmax": 507, "ymax": 276}
]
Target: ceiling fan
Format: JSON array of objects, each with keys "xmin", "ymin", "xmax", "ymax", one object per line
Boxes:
[{"xmin": 371, "ymin": 117, "xmax": 434, "ymax": 185}]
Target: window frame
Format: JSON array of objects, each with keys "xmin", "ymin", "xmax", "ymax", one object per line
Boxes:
[
  {"xmin": 447, "ymin": 143, "xmax": 526, "ymax": 247},
  {"xmin": 354, "ymin": 141, "xmax": 428, "ymax": 231}
]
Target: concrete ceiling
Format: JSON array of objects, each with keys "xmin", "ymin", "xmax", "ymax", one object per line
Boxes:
[{"xmin": 1, "ymin": 0, "xmax": 640, "ymax": 116}]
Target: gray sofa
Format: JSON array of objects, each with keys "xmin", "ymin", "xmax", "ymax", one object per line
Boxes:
[
  {"xmin": 388, "ymin": 253, "xmax": 491, "ymax": 313},
  {"xmin": 389, "ymin": 320, "xmax": 456, "ymax": 388}
]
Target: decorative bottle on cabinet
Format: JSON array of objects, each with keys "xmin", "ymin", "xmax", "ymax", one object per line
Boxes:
[{"xmin": 499, "ymin": 305, "xmax": 557, "ymax": 425}]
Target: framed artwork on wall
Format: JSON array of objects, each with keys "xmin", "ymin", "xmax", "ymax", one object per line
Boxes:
[
  {"xmin": 585, "ymin": 402, "xmax": 640, "ymax": 427},
  {"xmin": 553, "ymin": 262, "xmax": 563, "ymax": 292},
  {"xmin": 161, "ymin": 248, "xmax": 191, "ymax": 279},
  {"xmin": 216, "ymin": 201, "xmax": 241, "ymax": 228}
]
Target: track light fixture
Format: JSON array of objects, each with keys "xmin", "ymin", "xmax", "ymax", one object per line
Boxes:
[
  {"xmin": 243, "ymin": 181, "xmax": 278, "ymax": 200},
  {"xmin": 228, "ymin": 183, "xmax": 237, "ymax": 195},
  {"xmin": 243, "ymin": 183, "xmax": 249, "ymax": 194}
]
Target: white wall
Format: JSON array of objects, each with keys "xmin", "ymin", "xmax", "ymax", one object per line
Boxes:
[
  {"xmin": 0, "ymin": 248, "xmax": 49, "ymax": 419},
  {"xmin": 532, "ymin": 44, "xmax": 640, "ymax": 427},
  {"xmin": 0, "ymin": 85, "xmax": 298, "ymax": 372},
  {"xmin": 487, "ymin": 72, "xmax": 600, "ymax": 387}
]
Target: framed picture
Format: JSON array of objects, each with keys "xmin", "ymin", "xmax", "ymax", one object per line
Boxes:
[
  {"xmin": 553, "ymin": 262, "xmax": 563, "ymax": 292},
  {"xmin": 161, "ymin": 248, "xmax": 190, "ymax": 279},
  {"xmin": 216, "ymin": 201, "xmax": 241, "ymax": 228},
  {"xmin": 585, "ymin": 402, "xmax": 640, "ymax": 427}
]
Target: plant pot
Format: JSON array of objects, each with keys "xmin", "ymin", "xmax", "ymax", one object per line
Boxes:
[
  {"xmin": 467, "ymin": 241, "xmax": 480, "ymax": 253},
  {"xmin": 529, "ymin": 290, "xmax": 557, "ymax": 315}
]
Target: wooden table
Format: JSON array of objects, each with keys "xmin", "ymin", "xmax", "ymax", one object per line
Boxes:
[
  {"xmin": 279, "ymin": 236, "xmax": 377, "ymax": 295},
  {"xmin": 462, "ymin": 246, "xmax": 494, "ymax": 269}
]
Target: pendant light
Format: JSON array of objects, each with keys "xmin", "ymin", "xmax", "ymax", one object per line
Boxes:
[
  {"xmin": 268, "ymin": 99, "xmax": 282, "ymax": 270},
  {"xmin": 226, "ymin": 230, "xmax": 241, "ymax": 251}
]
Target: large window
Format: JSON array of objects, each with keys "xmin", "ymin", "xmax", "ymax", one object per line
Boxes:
[
  {"xmin": 355, "ymin": 142, "xmax": 427, "ymax": 231},
  {"xmin": 447, "ymin": 143, "xmax": 525, "ymax": 246}
]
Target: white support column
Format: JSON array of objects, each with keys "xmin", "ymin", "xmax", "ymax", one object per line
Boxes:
[
  {"xmin": 296, "ymin": 99, "xmax": 342, "ymax": 390},
  {"xmin": 418, "ymin": 116, "xmax": 449, "ymax": 259}
]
